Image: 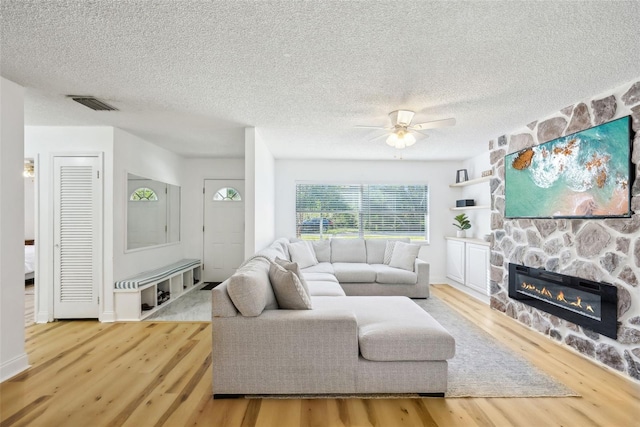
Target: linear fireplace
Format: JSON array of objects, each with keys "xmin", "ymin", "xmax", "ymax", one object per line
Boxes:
[{"xmin": 508, "ymin": 263, "xmax": 618, "ymax": 339}]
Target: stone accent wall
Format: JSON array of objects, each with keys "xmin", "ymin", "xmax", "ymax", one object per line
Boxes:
[{"xmin": 489, "ymin": 79, "xmax": 640, "ymax": 382}]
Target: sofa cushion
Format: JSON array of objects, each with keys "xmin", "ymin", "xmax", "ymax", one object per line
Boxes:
[
  {"xmin": 269, "ymin": 262, "xmax": 312, "ymax": 309},
  {"xmin": 332, "ymin": 263, "xmax": 376, "ymax": 283},
  {"xmin": 227, "ymin": 257, "xmax": 278, "ymax": 317},
  {"xmin": 311, "ymin": 239, "xmax": 331, "ymax": 262},
  {"xmin": 312, "ymin": 296, "xmax": 455, "ymax": 362},
  {"xmin": 307, "ymin": 280, "xmax": 346, "ymax": 296},
  {"xmin": 287, "ymin": 241, "xmax": 318, "ymax": 269},
  {"xmin": 331, "ymin": 238, "xmax": 366, "ymax": 263},
  {"xmin": 388, "ymin": 242, "xmax": 421, "ymax": 272},
  {"xmin": 366, "ymin": 238, "xmax": 409, "ymax": 264},
  {"xmin": 300, "ymin": 262, "xmax": 334, "ymax": 274},
  {"xmin": 371, "ymin": 264, "xmax": 418, "ymax": 285},
  {"xmin": 301, "ymin": 272, "xmax": 339, "ymax": 283},
  {"xmin": 274, "ymin": 257, "xmax": 310, "ymax": 296}
]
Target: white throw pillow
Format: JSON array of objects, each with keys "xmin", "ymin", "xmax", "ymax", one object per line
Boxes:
[
  {"xmin": 268, "ymin": 261, "xmax": 312, "ymax": 309},
  {"xmin": 383, "ymin": 241, "xmax": 399, "ymax": 265},
  {"xmin": 274, "ymin": 257, "xmax": 310, "ymax": 296},
  {"xmin": 287, "ymin": 241, "xmax": 318, "ymax": 269},
  {"xmin": 388, "ymin": 242, "xmax": 421, "ymax": 272}
]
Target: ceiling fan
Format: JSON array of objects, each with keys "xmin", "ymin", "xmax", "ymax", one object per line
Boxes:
[{"xmin": 357, "ymin": 110, "xmax": 456, "ymax": 149}]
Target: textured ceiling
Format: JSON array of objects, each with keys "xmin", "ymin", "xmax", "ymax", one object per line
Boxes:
[{"xmin": 1, "ymin": 1, "xmax": 639, "ymax": 160}]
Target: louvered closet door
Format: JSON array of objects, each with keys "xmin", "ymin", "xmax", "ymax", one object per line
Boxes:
[{"xmin": 53, "ymin": 156, "xmax": 102, "ymax": 319}]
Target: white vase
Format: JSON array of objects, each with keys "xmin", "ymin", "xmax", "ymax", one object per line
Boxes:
[{"xmin": 456, "ymin": 230, "xmax": 466, "ymax": 238}]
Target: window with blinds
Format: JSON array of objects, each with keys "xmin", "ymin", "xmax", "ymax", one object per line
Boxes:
[{"xmin": 295, "ymin": 184, "xmax": 428, "ymax": 241}]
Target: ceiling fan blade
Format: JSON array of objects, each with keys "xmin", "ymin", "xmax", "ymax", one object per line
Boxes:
[
  {"xmin": 355, "ymin": 125, "xmax": 392, "ymax": 130},
  {"xmin": 411, "ymin": 129, "xmax": 430, "ymax": 138},
  {"xmin": 367, "ymin": 133, "xmax": 390, "ymax": 142},
  {"xmin": 411, "ymin": 117, "xmax": 456, "ymax": 131}
]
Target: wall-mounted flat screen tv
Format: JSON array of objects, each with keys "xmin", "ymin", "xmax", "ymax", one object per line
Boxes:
[{"xmin": 505, "ymin": 116, "xmax": 633, "ymax": 219}]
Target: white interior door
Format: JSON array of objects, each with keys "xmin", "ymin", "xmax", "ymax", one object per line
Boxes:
[
  {"xmin": 53, "ymin": 156, "xmax": 101, "ymax": 319},
  {"xmin": 203, "ymin": 179, "xmax": 245, "ymax": 282}
]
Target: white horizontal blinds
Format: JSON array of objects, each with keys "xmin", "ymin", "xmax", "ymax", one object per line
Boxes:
[
  {"xmin": 296, "ymin": 184, "xmax": 360, "ymax": 212},
  {"xmin": 295, "ymin": 184, "xmax": 428, "ymax": 240},
  {"xmin": 296, "ymin": 184, "xmax": 361, "ymax": 236},
  {"xmin": 362, "ymin": 185, "xmax": 428, "ymax": 238},
  {"xmin": 58, "ymin": 165, "xmax": 94, "ymax": 302}
]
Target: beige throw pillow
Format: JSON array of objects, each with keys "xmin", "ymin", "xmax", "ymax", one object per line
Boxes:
[
  {"xmin": 388, "ymin": 242, "xmax": 421, "ymax": 272},
  {"xmin": 287, "ymin": 241, "xmax": 318, "ymax": 269},
  {"xmin": 274, "ymin": 257, "xmax": 310, "ymax": 296},
  {"xmin": 268, "ymin": 262, "xmax": 313, "ymax": 309}
]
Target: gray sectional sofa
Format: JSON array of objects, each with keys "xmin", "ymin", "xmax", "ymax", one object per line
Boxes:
[
  {"xmin": 276, "ymin": 237, "xmax": 429, "ymax": 298},
  {"xmin": 211, "ymin": 238, "xmax": 455, "ymax": 397}
]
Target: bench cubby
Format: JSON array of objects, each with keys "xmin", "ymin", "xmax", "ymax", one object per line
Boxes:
[{"xmin": 114, "ymin": 259, "xmax": 202, "ymax": 321}]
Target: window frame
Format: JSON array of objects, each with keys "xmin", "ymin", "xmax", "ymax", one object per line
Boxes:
[{"xmin": 295, "ymin": 182, "xmax": 430, "ymax": 243}]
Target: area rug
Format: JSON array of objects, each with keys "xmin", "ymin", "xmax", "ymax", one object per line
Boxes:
[
  {"xmin": 415, "ymin": 297, "xmax": 578, "ymax": 398},
  {"xmin": 147, "ymin": 288, "xmax": 578, "ymax": 397}
]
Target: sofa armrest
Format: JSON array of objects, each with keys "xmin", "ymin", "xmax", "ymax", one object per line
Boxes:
[
  {"xmin": 415, "ymin": 258, "xmax": 430, "ymax": 296},
  {"xmin": 212, "ymin": 309, "xmax": 359, "ymax": 394}
]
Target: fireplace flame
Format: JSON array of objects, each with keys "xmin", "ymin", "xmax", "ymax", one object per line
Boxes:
[
  {"xmin": 569, "ymin": 296, "xmax": 582, "ymax": 308},
  {"xmin": 520, "ymin": 282, "xmax": 595, "ymax": 317},
  {"xmin": 557, "ymin": 291, "xmax": 567, "ymax": 303}
]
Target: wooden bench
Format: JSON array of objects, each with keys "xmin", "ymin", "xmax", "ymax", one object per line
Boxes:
[{"xmin": 114, "ymin": 259, "xmax": 202, "ymax": 320}]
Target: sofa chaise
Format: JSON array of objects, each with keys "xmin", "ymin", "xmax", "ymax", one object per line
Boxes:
[{"xmin": 211, "ymin": 238, "xmax": 455, "ymax": 397}]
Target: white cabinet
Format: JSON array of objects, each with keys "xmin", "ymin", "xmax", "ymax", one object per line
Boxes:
[
  {"xmin": 446, "ymin": 239, "xmax": 465, "ymax": 283},
  {"xmin": 446, "ymin": 238, "xmax": 490, "ymax": 296},
  {"xmin": 465, "ymin": 242, "xmax": 490, "ymax": 295}
]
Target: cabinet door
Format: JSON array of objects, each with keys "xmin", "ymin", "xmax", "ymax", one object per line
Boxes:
[
  {"xmin": 465, "ymin": 243, "xmax": 489, "ymax": 295},
  {"xmin": 446, "ymin": 240, "xmax": 465, "ymax": 283}
]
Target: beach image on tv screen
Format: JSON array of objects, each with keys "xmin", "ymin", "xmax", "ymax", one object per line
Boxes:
[{"xmin": 505, "ymin": 116, "xmax": 631, "ymax": 218}]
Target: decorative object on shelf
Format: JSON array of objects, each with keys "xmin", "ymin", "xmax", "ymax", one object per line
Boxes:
[
  {"xmin": 456, "ymin": 199, "xmax": 475, "ymax": 207},
  {"xmin": 453, "ymin": 213, "xmax": 471, "ymax": 237},
  {"xmin": 456, "ymin": 169, "xmax": 468, "ymax": 183},
  {"xmin": 481, "ymin": 169, "xmax": 493, "ymax": 177}
]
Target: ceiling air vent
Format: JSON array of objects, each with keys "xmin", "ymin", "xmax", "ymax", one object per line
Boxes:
[{"xmin": 69, "ymin": 96, "xmax": 118, "ymax": 111}]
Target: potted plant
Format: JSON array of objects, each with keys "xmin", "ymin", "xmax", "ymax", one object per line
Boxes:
[{"xmin": 453, "ymin": 213, "xmax": 471, "ymax": 238}]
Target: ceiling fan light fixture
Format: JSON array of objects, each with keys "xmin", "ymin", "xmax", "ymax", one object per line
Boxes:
[{"xmin": 386, "ymin": 130, "xmax": 415, "ymax": 149}]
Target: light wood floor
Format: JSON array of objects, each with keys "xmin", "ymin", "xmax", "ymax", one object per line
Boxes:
[
  {"xmin": 24, "ymin": 283, "xmax": 34, "ymax": 328},
  {"xmin": 2, "ymin": 285, "xmax": 639, "ymax": 427}
]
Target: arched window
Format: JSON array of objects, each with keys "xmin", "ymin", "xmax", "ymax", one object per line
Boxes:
[
  {"xmin": 214, "ymin": 187, "xmax": 242, "ymax": 201},
  {"xmin": 130, "ymin": 187, "xmax": 158, "ymax": 201}
]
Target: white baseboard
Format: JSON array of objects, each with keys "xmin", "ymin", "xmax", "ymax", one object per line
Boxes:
[
  {"xmin": 35, "ymin": 310, "xmax": 50, "ymax": 323},
  {"xmin": 443, "ymin": 279, "xmax": 490, "ymax": 304},
  {"xmin": 0, "ymin": 353, "xmax": 29, "ymax": 383},
  {"xmin": 100, "ymin": 310, "xmax": 115, "ymax": 323}
]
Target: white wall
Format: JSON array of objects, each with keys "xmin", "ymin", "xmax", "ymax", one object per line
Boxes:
[
  {"xmin": 253, "ymin": 130, "xmax": 275, "ymax": 252},
  {"xmin": 460, "ymin": 151, "xmax": 492, "ymax": 239},
  {"xmin": 25, "ymin": 126, "xmax": 115, "ymax": 322},
  {"xmin": 182, "ymin": 158, "xmax": 244, "ymax": 261},
  {"xmin": 274, "ymin": 159, "xmax": 463, "ymax": 282},
  {"xmin": 244, "ymin": 128, "xmax": 275, "ymax": 258},
  {"xmin": 24, "ymin": 175, "xmax": 35, "ymax": 239},
  {"xmin": 0, "ymin": 77, "xmax": 29, "ymax": 381},
  {"xmin": 112, "ymin": 129, "xmax": 185, "ymax": 281}
]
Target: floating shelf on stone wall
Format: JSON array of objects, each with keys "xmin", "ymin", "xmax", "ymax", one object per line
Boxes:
[
  {"xmin": 450, "ymin": 205, "xmax": 490, "ymax": 211},
  {"xmin": 449, "ymin": 175, "xmax": 491, "ymax": 187}
]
